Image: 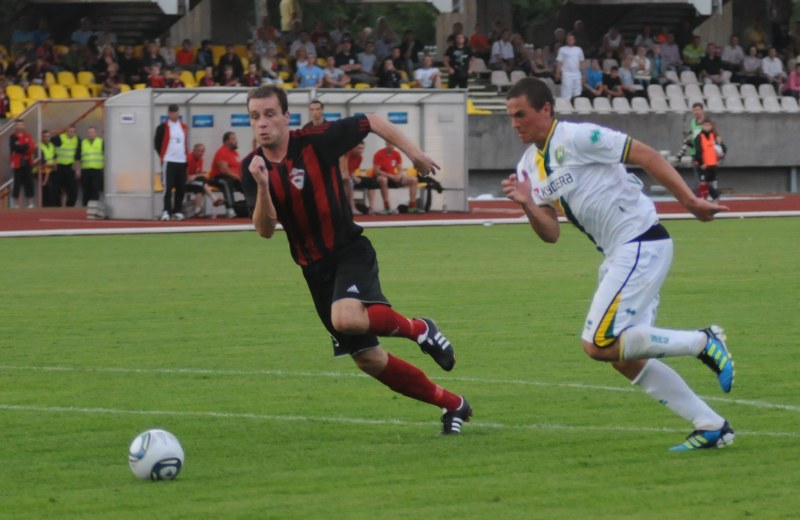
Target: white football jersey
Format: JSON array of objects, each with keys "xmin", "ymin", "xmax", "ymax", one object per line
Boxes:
[{"xmin": 516, "ymin": 120, "xmax": 658, "ymax": 254}]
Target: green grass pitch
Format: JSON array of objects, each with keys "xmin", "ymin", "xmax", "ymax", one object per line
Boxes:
[{"xmin": 1, "ymin": 218, "xmax": 799, "ymax": 519}]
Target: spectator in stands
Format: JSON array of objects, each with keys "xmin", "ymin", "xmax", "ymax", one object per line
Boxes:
[
  {"xmin": 602, "ymin": 66, "xmax": 625, "ymax": 101},
  {"xmin": 24, "ymin": 56, "xmax": 51, "ymax": 85},
  {"xmin": 414, "ymin": 54, "xmax": 441, "ymax": 88},
  {"xmin": 601, "ymin": 27, "xmax": 626, "ymax": 60},
  {"xmin": 356, "ymin": 40, "xmax": 380, "ymax": 85},
  {"xmin": 661, "ymin": 32, "xmax": 683, "ymax": 71},
  {"xmin": 743, "ymin": 18, "xmax": 768, "ymax": 53},
  {"xmin": 389, "ymin": 47, "xmax": 405, "ymax": 75},
  {"xmin": 95, "ymin": 18, "xmax": 117, "ymax": 48},
  {"xmin": 51, "ymin": 125, "xmax": 81, "ymax": 207},
  {"xmin": 147, "ymin": 63, "xmax": 167, "ymax": 87},
  {"xmin": 0, "ymin": 87, "xmax": 9, "ymax": 123},
  {"xmin": 444, "ymin": 33, "xmax": 474, "ymax": 89},
  {"xmin": 259, "ymin": 46, "xmax": 282, "ymax": 85},
  {"xmin": 219, "ymin": 64, "xmax": 241, "ymax": 86},
  {"xmin": 631, "ymin": 45, "xmax": 652, "ymax": 88},
  {"xmin": 60, "ymin": 42, "xmax": 85, "ymax": 73},
  {"xmin": 283, "ymin": 19, "xmax": 304, "ymax": 49},
  {"xmin": 682, "ymin": 35, "xmax": 704, "ymax": 74},
  {"xmin": 36, "ymin": 37, "xmax": 58, "ymax": 67},
  {"xmin": 9, "ymin": 119, "xmax": 35, "ymax": 209},
  {"xmin": 649, "ymin": 43, "xmax": 670, "ymax": 85},
  {"xmin": 572, "ymin": 20, "xmax": 592, "ymax": 55},
  {"xmin": 295, "ymin": 51, "xmax": 324, "ymax": 87},
  {"xmin": 218, "ymin": 45, "xmax": 244, "ymax": 79},
  {"xmin": 117, "ymin": 45, "xmax": 142, "ymax": 85},
  {"xmin": 79, "ymin": 126, "xmax": 104, "ymax": 207},
  {"xmin": 291, "ymin": 45, "xmax": 310, "ymax": 73},
  {"xmin": 329, "ymin": 17, "xmax": 347, "ymax": 46},
  {"xmin": 373, "ymin": 140, "xmax": 420, "ymax": 214},
  {"xmin": 469, "ymin": 23, "xmax": 490, "ymax": 62},
  {"xmin": 761, "ymin": 47, "xmax": 787, "ymax": 92},
  {"xmin": 634, "ymin": 24, "xmax": 656, "ymax": 52},
  {"xmin": 377, "ymin": 57, "xmax": 402, "ymax": 88},
  {"xmin": 582, "ymin": 58, "xmax": 604, "ymax": 99},
  {"xmin": 399, "ymin": 29, "xmax": 425, "ymax": 77},
  {"xmin": 165, "ymin": 67, "xmax": 185, "ymax": 88},
  {"xmin": 783, "ymin": 61, "xmax": 800, "ymax": 98},
  {"xmin": 95, "ymin": 44, "xmax": 117, "ymax": 83},
  {"xmin": 699, "ymin": 42, "xmax": 724, "ymax": 85},
  {"xmin": 721, "ymin": 35, "xmax": 744, "ymax": 76},
  {"xmin": 279, "ymin": 0, "xmax": 302, "ymax": 32},
  {"xmin": 556, "ymin": 32, "xmax": 584, "ymax": 100},
  {"xmin": 184, "ymin": 143, "xmax": 224, "ymax": 216},
  {"xmin": 142, "ymin": 41, "xmax": 166, "ymax": 75},
  {"xmin": 71, "ymin": 17, "xmax": 93, "ymax": 47},
  {"xmin": 334, "ymin": 36, "xmax": 362, "ymax": 85},
  {"xmin": 159, "ymin": 36, "xmax": 176, "ymax": 68},
  {"xmin": 740, "ymin": 45, "xmax": 764, "ymax": 85},
  {"xmin": 255, "ymin": 15, "xmax": 281, "ymax": 47},
  {"xmin": 311, "ymin": 19, "xmax": 332, "ymax": 57},
  {"xmin": 489, "ymin": 29, "xmax": 514, "ymax": 71},
  {"xmin": 511, "ymin": 33, "xmax": 531, "ymax": 75},
  {"xmin": 199, "ymin": 65, "xmax": 216, "ymax": 86},
  {"xmin": 490, "ymin": 20, "xmax": 505, "ymax": 45},
  {"xmin": 242, "ymin": 62, "xmax": 262, "ymax": 87},
  {"xmin": 100, "ymin": 62, "xmax": 122, "ymax": 97},
  {"xmin": 289, "ymin": 31, "xmax": 317, "ymax": 61},
  {"xmin": 322, "ymin": 55, "xmax": 350, "ymax": 87},
  {"xmin": 208, "ymin": 131, "xmax": 242, "ymax": 218},
  {"xmin": 176, "ymin": 39, "xmax": 195, "ymax": 70},
  {"xmin": 549, "ymin": 27, "xmax": 566, "ymax": 55},
  {"xmin": 618, "ymin": 53, "xmax": 640, "ymax": 99},
  {"xmin": 32, "ymin": 19, "xmax": 51, "ymax": 47},
  {"xmin": 375, "ymin": 29, "xmax": 400, "ymax": 62},
  {"xmin": 530, "ymin": 47, "xmax": 554, "ymax": 79},
  {"xmin": 195, "ymin": 40, "xmax": 214, "ymax": 70}
]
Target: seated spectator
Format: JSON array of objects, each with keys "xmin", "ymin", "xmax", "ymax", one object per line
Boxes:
[
  {"xmin": 414, "ymin": 54, "xmax": 441, "ymax": 88},
  {"xmin": 682, "ymin": 35, "xmax": 705, "ymax": 73},
  {"xmin": 701, "ymin": 43, "xmax": 724, "ymax": 84},
  {"xmin": 118, "ymin": 45, "xmax": 142, "ymax": 84},
  {"xmin": 634, "ymin": 24, "xmax": 656, "ymax": 52},
  {"xmin": 356, "ymin": 40, "xmax": 380, "ymax": 85},
  {"xmin": 142, "ymin": 41, "xmax": 166, "ymax": 75},
  {"xmin": 184, "ymin": 143, "xmax": 224, "ymax": 216},
  {"xmin": 549, "ymin": 27, "xmax": 566, "ymax": 55},
  {"xmin": 207, "ymin": 131, "xmax": 242, "ymax": 218},
  {"xmin": 310, "ymin": 20, "xmax": 332, "ymax": 58},
  {"xmin": 292, "ymin": 46, "xmax": 310, "ymax": 73},
  {"xmin": 489, "ymin": 29, "xmax": 514, "ymax": 71},
  {"xmin": 95, "ymin": 18, "xmax": 117, "ymax": 48},
  {"xmin": 159, "ymin": 36, "xmax": 176, "ymax": 68},
  {"xmin": 572, "ymin": 20, "xmax": 592, "ymax": 56},
  {"xmin": 530, "ymin": 47, "xmax": 554, "ymax": 79},
  {"xmin": 147, "ymin": 63, "xmax": 167, "ymax": 87},
  {"xmin": 721, "ymin": 35, "xmax": 744, "ymax": 73},
  {"xmin": 176, "ymin": 39, "xmax": 195, "ymax": 70},
  {"xmin": 375, "ymin": 29, "xmax": 400, "ymax": 62},
  {"xmin": 649, "ymin": 43, "xmax": 671, "ymax": 85},
  {"xmin": 601, "ymin": 27, "xmax": 626, "ymax": 60},
  {"xmin": 582, "ymin": 58, "xmax": 604, "ymax": 98},
  {"xmin": 195, "ymin": 39, "xmax": 214, "ymax": 70},
  {"xmin": 761, "ymin": 47, "xmax": 787, "ymax": 91},
  {"xmin": 242, "ymin": 62, "xmax": 262, "ymax": 87},
  {"xmin": 322, "ymin": 55, "xmax": 350, "ymax": 87},
  {"xmin": 618, "ymin": 54, "xmax": 641, "ymax": 98},
  {"xmin": 602, "ymin": 65, "xmax": 625, "ymax": 100},
  {"xmin": 259, "ymin": 45, "xmax": 283, "ymax": 85},
  {"xmin": 219, "ymin": 64, "xmax": 241, "ymax": 86},
  {"xmin": 198, "ymin": 65, "xmax": 216, "ymax": 86},
  {"xmin": 100, "ymin": 62, "xmax": 122, "ymax": 97},
  {"xmin": 469, "ymin": 23, "xmax": 490, "ymax": 62},
  {"xmin": 511, "ymin": 33, "xmax": 531, "ymax": 74},
  {"xmin": 165, "ymin": 67, "xmax": 185, "ymax": 88},
  {"xmin": 218, "ymin": 45, "xmax": 244, "ymax": 78},
  {"xmin": 740, "ymin": 46, "xmax": 765, "ymax": 85},
  {"xmin": 12, "ymin": 16, "xmax": 36, "ymax": 54},
  {"xmin": 783, "ymin": 61, "xmax": 800, "ymax": 98},
  {"xmin": 631, "ymin": 45, "xmax": 652, "ymax": 88},
  {"xmin": 289, "ymin": 31, "xmax": 317, "ymax": 61},
  {"xmin": 59, "ymin": 42, "xmax": 85, "ymax": 73},
  {"xmin": 377, "ymin": 57, "xmax": 401, "ymax": 88},
  {"xmin": 372, "ymin": 140, "xmax": 420, "ymax": 213},
  {"xmin": 399, "ymin": 29, "xmax": 425, "ymax": 76},
  {"xmin": 36, "ymin": 37, "xmax": 59, "ymax": 67},
  {"xmin": 661, "ymin": 32, "xmax": 683, "ymax": 71},
  {"xmin": 295, "ymin": 51, "xmax": 324, "ymax": 87},
  {"xmin": 71, "ymin": 17, "xmax": 93, "ymax": 47},
  {"xmin": 744, "ymin": 18, "xmax": 768, "ymax": 53},
  {"xmin": 334, "ymin": 37, "xmax": 363, "ymax": 84}
]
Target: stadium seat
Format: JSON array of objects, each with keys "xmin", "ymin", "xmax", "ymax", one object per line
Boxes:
[
  {"xmin": 703, "ymin": 83, "xmax": 722, "ymax": 99},
  {"xmin": 679, "ymin": 70, "xmax": 699, "ymax": 85},
  {"xmin": 668, "ymin": 96, "xmax": 688, "ymax": 112},
  {"xmin": 739, "ymin": 84, "xmax": 758, "ymax": 98},
  {"xmin": 466, "ymin": 98, "xmax": 491, "ymax": 115},
  {"xmin": 44, "ymin": 71, "xmax": 56, "ymax": 86},
  {"xmin": 763, "ymin": 96, "xmax": 782, "ymax": 112},
  {"xmin": 77, "ymin": 71, "xmax": 96, "ymax": 86},
  {"xmin": 591, "ymin": 96, "xmax": 611, "ymax": 113},
  {"xmin": 554, "ymin": 97, "xmax": 573, "ymax": 114},
  {"xmin": 233, "ymin": 44, "xmax": 248, "ymax": 58},
  {"xmin": 509, "ymin": 70, "xmax": 526, "ymax": 84},
  {"xmin": 611, "ymin": 96, "xmax": 631, "ymax": 113},
  {"xmin": 195, "ymin": 69, "xmax": 206, "ymax": 83},
  {"xmin": 721, "ymin": 84, "xmax": 739, "ymax": 98},
  {"xmin": 780, "ymin": 96, "xmax": 800, "ymax": 112},
  {"xmin": 758, "ymin": 83, "xmax": 778, "ymax": 98},
  {"xmin": 665, "ymin": 84, "xmax": 683, "ymax": 98},
  {"xmin": 646, "ymin": 84, "xmax": 665, "ymax": 100},
  {"xmin": 53, "ymin": 44, "xmax": 69, "ymax": 56},
  {"xmin": 133, "ymin": 83, "xmax": 147, "ymax": 89},
  {"xmin": 70, "ymin": 84, "xmax": 91, "ymax": 98},
  {"xmin": 9, "ymin": 99, "xmax": 26, "ymax": 117},
  {"xmin": 490, "ymin": 70, "xmax": 511, "ymax": 91},
  {"xmin": 119, "ymin": 83, "xmax": 131, "ymax": 93},
  {"xmin": 6, "ymin": 84, "xmax": 27, "ymax": 103},
  {"xmin": 354, "ymin": 83, "xmax": 371, "ymax": 89},
  {"xmin": 706, "ymin": 96, "xmax": 725, "ymax": 112},
  {"xmin": 472, "ymin": 57, "xmax": 489, "ymax": 78},
  {"xmin": 650, "ymin": 97, "xmax": 669, "ymax": 113},
  {"xmin": 180, "ymin": 70, "xmax": 197, "ymax": 87},
  {"xmin": 48, "ymin": 84, "xmax": 69, "ymax": 99},
  {"xmin": 631, "ymin": 96, "xmax": 650, "ymax": 113},
  {"xmin": 684, "ymin": 83, "xmax": 703, "ymax": 102},
  {"xmin": 602, "ymin": 58, "xmax": 618, "ymax": 74},
  {"xmin": 724, "ymin": 95, "xmax": 744, "ymax": 113},
  {"xmin": 57, "ymin": 70, "xmax": 77, "ymax": 86},
  {"xmin": 664, "ymin": 70, "xmax": 680, "ymax": 85},
  {"xmin": 211, "ymin": 45, "xmax": 226, "ymax": 62},
  {"xmin": 573, "ymin": 96, "xmax": 592, "ymax": 114},
  {"xmin": 743, "ymin": 96, "xmax": 763, "ymax": 112},
  {"xmin": 27, "ymin": 84, "xmax": 48, "ymax": 102},
  {"xmin": 240, "ymin": 56, "xmax": 249, "ymax": 70}
]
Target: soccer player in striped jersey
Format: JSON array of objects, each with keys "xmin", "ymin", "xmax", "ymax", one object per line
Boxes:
[
  {"xmin": 501, "ymin": 77, "xmax": 735, "ymax": 451},
  {"xmin": 241, "ymin": 86, "xmax": 471, "ymax": 434}
]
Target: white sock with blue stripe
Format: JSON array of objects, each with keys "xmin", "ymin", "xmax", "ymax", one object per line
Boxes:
[{"xmin": 621, "ymin": 325, "xmax": 706, "ymax": 360}]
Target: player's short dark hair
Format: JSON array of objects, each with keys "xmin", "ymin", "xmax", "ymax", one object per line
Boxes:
[
  {"xmin": 506, "ymin": 77, "xmax": 554, "ymax": 111},
  {"xmin": 222, "ymin": 131, "xmax": 234, "ymax": 143},
  {"xmin": 247, "ymin": 85, "xmax": 289, "ymax": 114},
  {"xmin": 309, "ymin": 99, "xmax": 324, "ymax": 109},
  {"xmin": 167, "ymin": 103, "xmax": 179, "ymax": 112},
  {"xmin": 692, "ymin": 102, "xmax": 704, "ymax": 109}
]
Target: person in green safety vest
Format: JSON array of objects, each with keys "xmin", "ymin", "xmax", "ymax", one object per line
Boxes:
[
  {"xmin": 39, "ymin": 129, "xmax": 58, "ymax": 207},
  {"xmin": 80, "ymin": 126, "xmax": 104, "ymax": 205},
  {"xmin": 50, "ymin": 125, "xmax": 81, "ymax": 206}
]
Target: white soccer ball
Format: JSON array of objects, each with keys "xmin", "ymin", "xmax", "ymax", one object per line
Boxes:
[
  {"xmin": 128, "ymin": 429, "xmax": 185, "ymax": 481},
  {"xmin": 714, "ymin": 144, "xmax": 725, "ymax": 159}
]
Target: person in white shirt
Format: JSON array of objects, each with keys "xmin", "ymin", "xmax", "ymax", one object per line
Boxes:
[
  {"xmin": 720, "ymin": 35, "xmax": 744, "ymax": 73},
  {"xmin": 555, "ymin": 32, "xmax": 584, "ymax": 99},
  {"xmin": 631, "ymin": 45, "xmax": 652, "ymax": 87},
  {"xmin": 761, "ymin": 46, "xmax": 787, "ymax": 90},
  {"xmin": 501, "ymin": 77, "xmax": 735, "ymax": 451},
  {"xmin": 489, "ymin": 29, "xmax": 514, "ymax": 71},
  {"xmin": 153, "ymin": 104, "xmax": 189, "ymax": 221},
  {"xmin": 414, "ymin": 54, "xmax": 441, "ymax": 88}
]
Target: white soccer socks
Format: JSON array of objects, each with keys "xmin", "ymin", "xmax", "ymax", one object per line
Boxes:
[{"xmin": 620, "ymin": 325, "xmax": 706, "ymax": 360}]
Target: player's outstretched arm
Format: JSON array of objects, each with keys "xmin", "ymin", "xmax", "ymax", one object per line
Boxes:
[
  {"xmin": 365, "ymin": 114, "xmax": 440, "ymax": 176},
  {"xmin": 249, "ymin": 155, "xmax": 278, "ymax": 238},
  {"xmin": 627, "ymin": 139, "xmax": 729, "ymax": 222},
  {"xmin": 501, "ymin": 173, "xmax": 560, "ymax": 243}
]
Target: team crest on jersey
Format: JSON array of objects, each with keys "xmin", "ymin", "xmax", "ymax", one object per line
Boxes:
[
  {"xmin": 289, "ymin": 168, "xmax": 306, "ymax": 190},
  {"xmin": 555, "ymin": 145, "xmax": 566, "ymax": 164}
]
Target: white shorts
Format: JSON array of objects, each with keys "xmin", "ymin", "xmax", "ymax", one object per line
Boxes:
[
  {"xmin": 582, "ymin": 238, "xmax": 673, "ymax": 347},
  {"xmin": 561, "ymin": 72, "xmax": 582, "ymax": 99}
]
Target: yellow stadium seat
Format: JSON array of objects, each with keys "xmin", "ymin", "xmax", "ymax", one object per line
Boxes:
[
  {"xmin": 119, "ymin": 83, "xmax": 131, "ymax": 93},
  {"xmin": 27, "ymin": 84, "xmax": 48, "ymax": 102},
  {"xmin": 133, "ymin": 83, "xmax": 147, "ymax": 90},
  {"xmin": 195, "ymin": 69, "xmax": 205, "ymax": 83},
  {"xmin": 317, "ymin": 58, "xmax": 327, "ymax": 67},
  {"xmin": 53, "ymin": 44, "xmax": 69, "ymax": 56},
  {"xmin": 6, "ymin": 84, "xmax": 27, "ymax": 102},
  {"xmin": 279, "ymin": 82, "xmax": 294, "ymax": 89},
  {"xmin": 211, "ymin": 45, "xmax": 226, "ymax": 62},
  {"xmin": 233, "ymin": 44, "xmax": 248, "ymax": 58},
  {"xmin": 467, "ymin": 98, "xmax": 492, "ymax": 115},
  {"xmin": 180, "ymin": 70, "xmax": 196, "ymax": 87},
  {"xmin": 48, "ymin": 84, "xmax": 69, "ymax": 99},
  {"xmin": 133, "ymin": 45, "xmax": 144, "ymax": 58},
  {"xmin": 70, "ymin": 84, "xmax": 91, "ymax": 98},
  {"xmin": 240, "ymin": 56, "xmax": 249, "ymax": 69},
  {"xmin": 354, "ymin": 83, "xmax": 371, "ymax": 89},
  {"xmin": 279, "ymin": 70, "xmax": 291, "ymax": 81},
  {"xmin": 45, "ymin": 71, "xmax": 56, "ymax": 86},
  {"xmin": 57, "ymin": 71, "xmax": 76, "ymax": 86},
  {"xmin": 77, "ymin": 71, "xmax": 96, "ymax": 86},
  {"xmin": 10, "ymin": 99, "xmax": 26, "ymax": 117}
]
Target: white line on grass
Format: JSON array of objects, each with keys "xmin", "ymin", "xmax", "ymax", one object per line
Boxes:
[
  {"xmin": 2, "ymin": 364, "xmax": 799, "ymax": 414},
  {"xmin": 0, "ymin": 403, "xmax": 797, "ymax": 439}
]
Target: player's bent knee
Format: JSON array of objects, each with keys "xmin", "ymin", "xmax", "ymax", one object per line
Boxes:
[
  {"xmin": 352, "ymin": 347, "xmax": 388, "ymax": 376},
  {"xmin": 582, "ymin": 339, "xmax": 619, "ymax": 361}
]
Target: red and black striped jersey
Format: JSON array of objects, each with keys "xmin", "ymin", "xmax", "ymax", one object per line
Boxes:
[{"xmin": 242, "ymin": 114, "xmax": 371, "ymax": 266}]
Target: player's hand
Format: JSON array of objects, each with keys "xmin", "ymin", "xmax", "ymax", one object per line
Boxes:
[
  {"xmin": 684, "ymin": 196, "xmax": 729, "ymax": 222},
  {"xmin": 248, "ymin": 155, "xmax": 270, "ymax": 188},
  {"xmin": 501, "ymin": 172, "xmax": 532, "ymax": 206},
  {"xmin": 411, "ymin": 153, "xmax": 440, "ymax": 176}
]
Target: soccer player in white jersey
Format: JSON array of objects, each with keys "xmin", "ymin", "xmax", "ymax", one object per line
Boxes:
[{"xmin": 501, "ymin": 77, "xmax": 736, "ymax": 451}]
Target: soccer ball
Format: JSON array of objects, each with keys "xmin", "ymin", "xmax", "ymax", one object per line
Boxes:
[{"xmin": 128, "ymin": 429, "xmax": 185, "ymax": 481}]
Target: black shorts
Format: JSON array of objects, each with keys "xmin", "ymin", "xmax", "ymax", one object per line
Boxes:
[
  {"xmin": 354, "ymin": 176, "xmax": 381, "ymax": 190},
  {"xmin": 185, "ymin": 177, "xmax": 208, "ymax": 194},
  {"xmin": 301, "ymin": 235, "xmax": 389, "ymax": 357},
  {"xmin": 386, "ymin": 178, "xmax": 404, "ymax": 189},
  {"xmin": 13, "ymin": 165, "xmax": 34, "ymax": 198}
]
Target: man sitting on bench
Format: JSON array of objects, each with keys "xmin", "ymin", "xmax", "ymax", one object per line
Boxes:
[
  {"xmin": 207, "ymin": 131, "xmax": 242, "ymax": 218},
  {"xmin": 373, "ymin": 140, "xmax": 422, "ymax": 214}
]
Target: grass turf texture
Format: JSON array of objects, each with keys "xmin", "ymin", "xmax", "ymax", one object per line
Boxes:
[{"xmin": 1, "ymin": 218, "xmax": 798, "ymax": 519}]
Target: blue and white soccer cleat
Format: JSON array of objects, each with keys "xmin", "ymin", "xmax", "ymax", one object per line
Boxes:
[
  {"xmin": 669, "ymin": 421, "xmax": 735, "ymax": 451},
  {"xmin": 416, "ymin": 317, "xmax": 455, "ymax": 371},
  {"xmin": 697, "ymin": 325, "xmax": 734, "ymax": 393}
]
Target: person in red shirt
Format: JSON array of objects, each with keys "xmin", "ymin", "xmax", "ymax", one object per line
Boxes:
[
  {"xmin": 198, "ymin": 65, "xmax": 216, "ymax": 86},
  {"xmin": 208, "ymin": 131, "xmax": 242, "ymax": 217},
  {"xmin": 147, "ymin": 63, "xmax": 167, "ymax": 88},
  {"xmin": 175, "ymin": 39, "xmax": 195, "ymax": 69},
  {"xmin": 341, "ymin": 141, "xmax": 382, "ymax": 215},
  {"xmin": 372, "ymin": 140, "xmax": 420, "ymax": 213},
  {"xmin": 184, "ymin": 143, "xmax": 224, "ymax": 216},
  {"xmin": 242, "ymin": 62, "xmax": 262, "ymax": 87},
  {"xmin": 9, "ymin": 119, "xmax": 36, "ymax": 208}
]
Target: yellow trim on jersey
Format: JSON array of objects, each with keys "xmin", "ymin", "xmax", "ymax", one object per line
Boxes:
[
  {"xmin": 594, "ymin": 292, "xmax": 621, "ymax": 347},
  {"xmin": 621, "ymin": 136, "xmax": 633, "ymax": 163},
  {"xmin": 534, "ymin": 153, "xmax": 547, "ymax": 181},
  {"xmin": 537, "ymin": 119, "xmax": 559, "ymax": 159}
]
